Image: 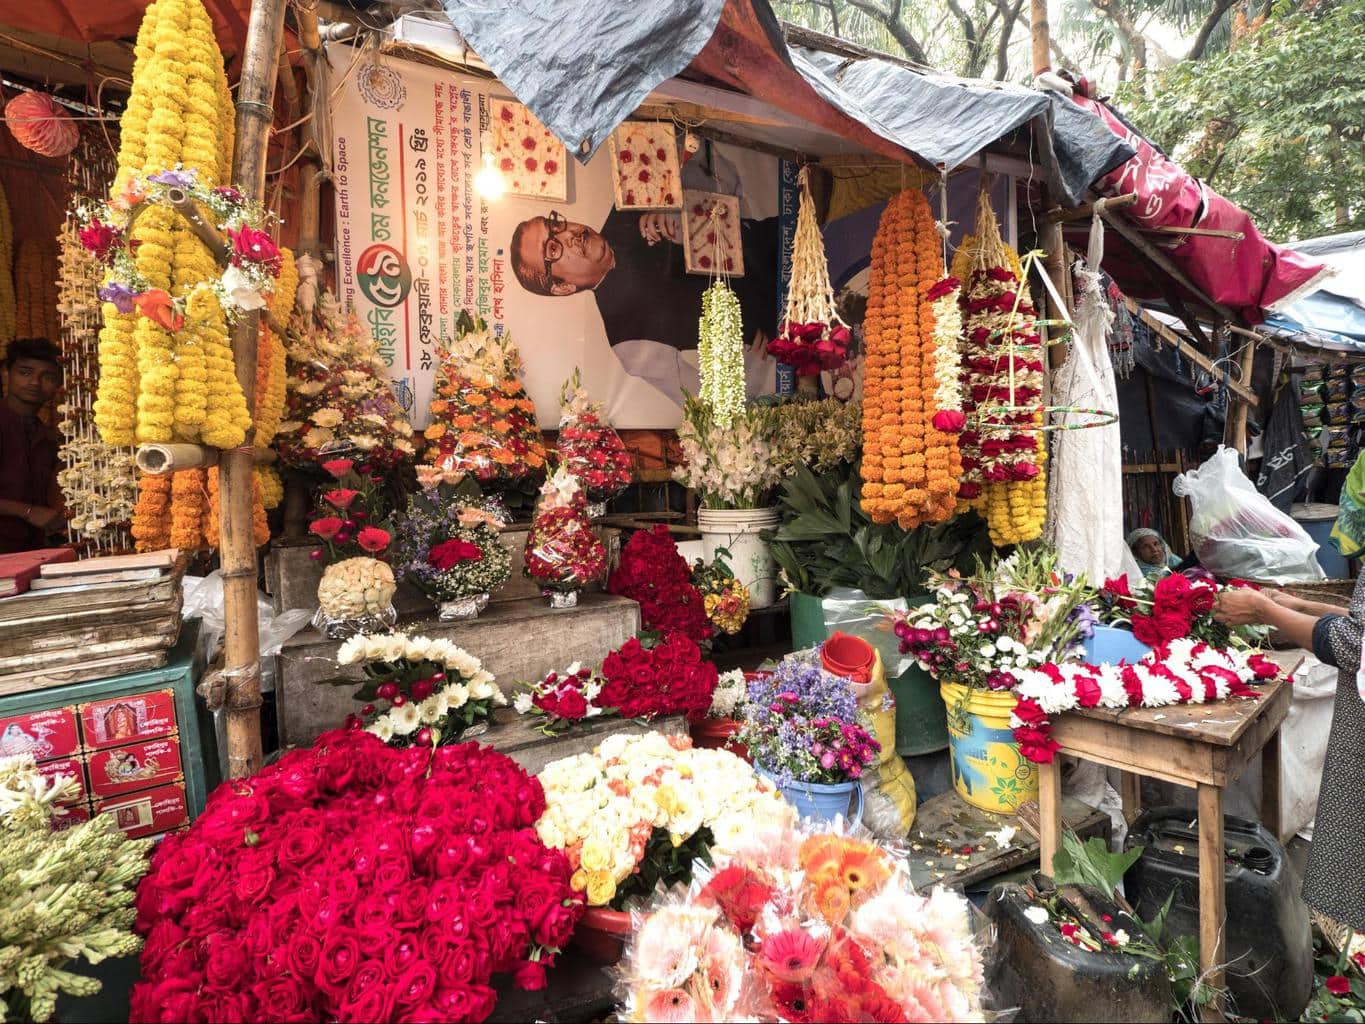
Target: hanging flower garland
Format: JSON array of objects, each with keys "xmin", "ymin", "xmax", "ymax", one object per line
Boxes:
[
  {"xmin": 130, "ymin": 473, "xmax": 172, "ymax": 552},
  {"xmin": 769, "ymin": 166, "xmax": 851, "ymax": 375},
  {"xmin": 93, "ymin": 0, "xmax": 249, "ymax": 449},
  {"xmin": 1010, "ymin": 640, "xmax": 1279, "ymax": 763},
  {"xmin": 860, "ymin": 189, "xmax": 961, "ymax": 529},
  {"xmin": 78, "ymin": 171, "xmax": 280, "ymax": 338},
  {"xmin": 951, "ymin": 190, "xmax": 1047, "ymax": 546},
  {"xmin": 697, "ymin": 279, "xmax": 745, "ymax": 427}
]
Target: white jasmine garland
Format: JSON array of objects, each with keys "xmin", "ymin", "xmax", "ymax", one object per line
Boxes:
[{"xmin": 698, "ymin": 280, "xmax": 745, "ymax": 428}]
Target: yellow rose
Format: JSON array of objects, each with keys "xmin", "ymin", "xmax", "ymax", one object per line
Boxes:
[
  {"xmin": 585, "ymin": 870, "xmax": 617, "ymax": 907},
  {"xmin": 653, "ymin": 784, "xmax": 681, "ymax": 817},
  {"xmin": 579, "ymin": 837, "xmax": 611, "ymax": 873},
  {"xmin": 570, "ymin": 869, "xmax": 588, "ymax": 892}
]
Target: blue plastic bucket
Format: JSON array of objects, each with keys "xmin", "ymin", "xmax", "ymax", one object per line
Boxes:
[
  {"xmin": 1293, "ymin": 502, "xmax": 1350, "ymax": 579},
  {"xmin": 758, "ymin": 768, "xmax": 864, "ymax": 826},
  {"xmin": 1083, "ymin": 625, "xmax": 1153, "ymax": 666}
]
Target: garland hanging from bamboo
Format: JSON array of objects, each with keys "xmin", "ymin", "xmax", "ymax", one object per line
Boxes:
[
  {"xmin": 93, "ymin": 0, "xmax": 251, "ymax": 449},
  {"xmin": 860, "ymin": 189, "xmax": 962, "ymax": 529},
  {"xmin": 950, "ymin": 189, "xmax": 1047, "ymax": 547}
]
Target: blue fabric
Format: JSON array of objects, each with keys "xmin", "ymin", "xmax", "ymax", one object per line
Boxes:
[{"xmin": 1314, "ymin": 613, "xmax": 1346, "ymax": 667}]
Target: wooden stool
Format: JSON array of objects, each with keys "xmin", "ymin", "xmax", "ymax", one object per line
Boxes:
[{"xmin": 1037, "ymin": 673, "xmax": 1292, "ymax": 1022}]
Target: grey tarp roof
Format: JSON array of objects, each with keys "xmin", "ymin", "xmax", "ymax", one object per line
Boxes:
[{"xmin": 439, "ymin": 0, "xmax": 1132, "ymax": 202}]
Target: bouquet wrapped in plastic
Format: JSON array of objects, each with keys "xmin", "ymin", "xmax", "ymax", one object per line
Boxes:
[
  {"xmin": 276, "ymin": 309, "xmax": 417, "ymax": 474},
  {"xmin": 615, "ymin": 821, "xmax": 988, "ymax": 1023},
  {"xmin": 523, "ymin": 466, "xmax": 607, "ymax": 606},
  {"xmin": 423, "ymin": 312, "xmax": 548, "ymax": 492},
  {"xmin": 557, "ymin": 370, "xmax": 632, "ymax": 513},
  {"xmin": 391, "ymin": 484, "xmax": 511, "ymax": 619}
]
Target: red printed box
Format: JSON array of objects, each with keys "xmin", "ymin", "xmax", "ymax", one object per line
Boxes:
[
  {"xmin": 79, "ymin": 690, "xmax": 177, "ymax": 750},
  {"xmin": 95, "ymin": 783, "xmax": 188, "ymax": 840},
  {"xmin": 51, "ymin": 803, "xmax": 92, "ymax": 832},
  {"xmin": 0, "ymin": 706, "xmax": 81, "ymax": 762},
  {"xmin": 87, "ymin": 738, "xmax": 182, "ymax": 799},
  {"xmin": 36, "ymin": 756, "xmax": 87, "ymax": 805}
]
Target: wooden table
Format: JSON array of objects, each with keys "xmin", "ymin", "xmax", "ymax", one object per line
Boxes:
[{"xmin": 1037, "ymin": 674, "xmax": 1292, "ymax": 1021}]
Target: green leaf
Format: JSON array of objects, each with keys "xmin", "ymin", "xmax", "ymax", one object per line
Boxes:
[{"xmin": 1050, "ymin": 830, "xmax": 1143, "ymax": 896}]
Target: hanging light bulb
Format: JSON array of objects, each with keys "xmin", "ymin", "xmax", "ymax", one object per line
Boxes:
[{"xmin": 474, "ymin": 152, "xmax": 505, "ymax": 199}]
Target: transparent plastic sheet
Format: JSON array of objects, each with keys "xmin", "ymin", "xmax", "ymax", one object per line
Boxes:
[
  {"xmin": 609, "ymin": 815, "xmax": 1013, "ymax": 1022},
  {"xmin": 810, "ymin": 587, "xmax": 919, "ymax": 677},
  {"xmin": 183, "ymin": 572, "xmax": 313, "ymax": 661},
  {"xmin": 1172, "ymin": 446, "xmax": 1325, "ymax": 583},
  {"xmin": 309, "ymin": 602, "xmax": 398, "ymax": 640}
]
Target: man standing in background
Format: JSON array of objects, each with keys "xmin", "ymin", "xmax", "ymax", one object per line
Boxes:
[{"xmin": 0, "ymin": 338, "xmax": 64, "ymax": 553}]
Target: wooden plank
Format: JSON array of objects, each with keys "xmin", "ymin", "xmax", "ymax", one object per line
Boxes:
[
  {"xmin": 1121, "ymin": 770, "xmax": 1143, "ymax": 824},
  {"xmin": 0, "ymin": 612, "xmax": 180, "ymax": 660},
  {"xmin": 0, "ymin": 629, "xmax": 179, "ymax": 676},
  {"xmin": 1261, "ymin": 729, "xmax": 1283, "ymax": 840},
  {"xmin": 1048, "ymin": 715, "xmax": 1223, "ymax": 786},
  {"xmin": 1069, "ymin": 676, "xmax": 1285, "ymax": 747},
  {"xmin": 0, "ymin": 575, "xmax": 180, "ymax": 623},
  {"xmin": 0, "ymin": 590, "xmax": 181, "ymax": 639},
  {"xmin": 1198, "ymin": 783, "xmax": 1228, "ymax": 1021},
  {"xmin": 40, "ymin": 548, "xmax": 176, "ymax": 577},
  {"xmin": 906, "ymin": 789, "xmax": 1109, "ymax": 891},
  {"xmin": 1038, "ymin": 758, "xmax": 1063, "ymax": 878},
  {"xmin": 1123, "ymin": 297, "xmax": 1259, "ymax": 407},
  {"xmin": 1046, "ymin": 192, "xmax": 1139, "ymax": 223},
  {"xmin": 0, "ymin": 650, "xmax": 170, "ymax": 697}
]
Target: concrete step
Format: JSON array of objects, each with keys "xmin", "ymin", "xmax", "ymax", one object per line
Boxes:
[
  {"xmin": 274, "ymin": 591, "xmax": 641, "ymax": 748},
  {"xmin": 264, "ymin": 526, "xmax": 621, "ymax": 615}
]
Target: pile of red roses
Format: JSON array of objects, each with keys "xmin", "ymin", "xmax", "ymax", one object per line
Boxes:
[
  {"xmin": 768, "ymin": 320, "xmax": 852, "ymax": 376},
  {"xmin": 599, "ymin": 633, "xmax": 718, "ymax": 721},
  {"xmin": 607, "ymin": 525, "xmax": 712, "ymax": 643},
  {"xmin": 130, "ymin": 730, "xmax": 583, "ymax": 1024},
  {"xmin": 1105, "ymin": 573, "xmax": 1219, "ymax": 647},
  {"xmin": 429, "ymin": 538, "xmax": 483, "ymax": 570}
]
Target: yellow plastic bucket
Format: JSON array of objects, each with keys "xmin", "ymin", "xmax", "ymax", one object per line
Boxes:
[{"xmin": 940, "ymin": 681, "xmax": 1039, "ymax": 814}]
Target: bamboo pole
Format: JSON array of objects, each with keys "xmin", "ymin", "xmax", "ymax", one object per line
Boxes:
[
  {"xmin": 1029, "ymin": 0, "xmax": 1073, "ymax": 368},
  {"xmin": 1225, "ymin": 333, "xmax": 1258, "ymax": 456},
  {"xmin": 136, "ymin": 443, "xmax": 220, "ymax": 474},
  {"xmin": 221, "ymin": 0, "xmax": 289, "ymax": 779}
]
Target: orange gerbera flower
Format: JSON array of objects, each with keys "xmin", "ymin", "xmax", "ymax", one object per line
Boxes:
[{"xmin": 465, "ymin": 392, "xmax": 488, "ymax": 406}]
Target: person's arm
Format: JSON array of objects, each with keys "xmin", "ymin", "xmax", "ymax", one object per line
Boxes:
[
  {"xmin": 1272, "ymin": 590, "xmax": 1349, "ymax": 618},
  {"xmin": 0, "ymin": 498, "xmax": 61, "ymax": 530},
  {"xmin": 1215, "ymin": 588, "xmax": 1354, "ymax": 665}
]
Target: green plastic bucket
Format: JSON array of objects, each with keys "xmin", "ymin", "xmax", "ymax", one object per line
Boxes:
[{"xmin": 788, "ymin": 591, "xmax": 948, "ymax": 755}]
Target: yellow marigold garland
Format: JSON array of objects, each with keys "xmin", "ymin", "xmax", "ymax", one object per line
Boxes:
[
  {"xmin": 96, "ymin": 0, "xmax": 248, "ymax": 449},
  {"xmin": 859, "ymin": 189, "xmax": 960, "ymax": 528},
  {"xmin": 257, "ymin": 464, "xmax": 283, "ymax": 511}
]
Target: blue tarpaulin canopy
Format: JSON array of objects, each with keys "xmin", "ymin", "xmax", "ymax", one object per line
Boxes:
[
  {"xmin": 438, "ymin": 0, "xmax": 1132, "ymax": 204},
  {"xmin": 1263, "ymin": 232, "xmax": 1365, "ymax": 355}
]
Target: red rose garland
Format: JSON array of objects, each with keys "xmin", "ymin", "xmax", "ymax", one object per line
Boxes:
[
  {"xmin": 130, "ymin": 730, "xmax": 583, "ymax": 1023},
  {"xmin": 1010, "ymin": 639, "xmax": 1278, "ymax": 763},
  {"xmin": 606, "ymin": 524, "xmax": 713, "ymax": 643}
]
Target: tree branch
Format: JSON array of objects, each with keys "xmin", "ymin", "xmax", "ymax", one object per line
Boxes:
[
  {"xmin": 944, "ymin": 0, "xmax": 985, "ymax": 76},
  {"xmin": 844, "ymin": 0, "xmax": 931, "ymax": 64},
  {"xmin": 1186, "ymin": 0, "xmax": 1236, "ymax": 60},
  {"xmin": 992, "ymin": 0, "xmax": 1027, "ymax": 80},
  {"xmin": 1090, "ymin": 0, "xmax": 1147, "ymax": 72}
]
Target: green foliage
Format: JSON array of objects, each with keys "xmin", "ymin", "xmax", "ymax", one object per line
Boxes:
[
  {"xmin": 765, "ymin": 462, "xmax": 990, "ymax": 599},
  {"xmin": 1119, "ymin": 1, "xmax": 1365, "ymax": 239},
  {"xmin": 1050, "ymin": 830, "xmax": 1143, "ymax": 894},
  {"xmin": 613, "ymin": 826, "xmax": 714, "ymax": 910}
]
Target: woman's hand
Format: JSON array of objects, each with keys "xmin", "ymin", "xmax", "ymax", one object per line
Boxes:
[{"xmin": 1214, "ymin": 588, "xmax": 1274, "ymax": 627}]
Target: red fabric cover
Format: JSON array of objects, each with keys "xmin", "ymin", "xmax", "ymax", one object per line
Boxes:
[{"xmin": 1068, "ymin": 92, "xmax": 1328, "ymax": 323}]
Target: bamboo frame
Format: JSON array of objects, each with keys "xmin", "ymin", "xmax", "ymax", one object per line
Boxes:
[
  {"xmin": 220, "ymin": 0, "xmax": 290, "ymax": 779},
  {"xmin": 1120, "ymin": 296, "xmax": 1259, "ymax": 407}
]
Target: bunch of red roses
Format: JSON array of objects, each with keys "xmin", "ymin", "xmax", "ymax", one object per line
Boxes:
[
  {"xmin": 523, "ymin": 468, "xmax": 607, "ymax": 594},
  {"xmin": 130, "ymin": 730, "xmax": 582, "ymax": 1024},
  {"xmin": 1102, "ymin": 572, "xmax": 1220, "ymax": 647},
  {"xmin": 599, "ymin": 633, "xmax": 718, "ymax": 722},
  {"xmin": 556, "ymin": 373, "xmax": 633, "ymax": 504},
  {"xmin": 308, "ymin": 458, "xmax": 392, "ymax": 562},
  {"xmin": 607, "ymin": 525, "xmax": 713, "ymax": 644},
  {"xmin": 519, "ymin": 662, "xmax": 605, "ymax": 730}
]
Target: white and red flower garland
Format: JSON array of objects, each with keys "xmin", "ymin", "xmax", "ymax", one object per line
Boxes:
[{"xmin": 1010, "ymin": 639, "xmax": 1280, "ymax": 763}]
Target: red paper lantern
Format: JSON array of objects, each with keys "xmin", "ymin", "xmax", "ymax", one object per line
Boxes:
[{"xmin": 5, "ymin": 91, "xmax": 78, "ymax": 158}]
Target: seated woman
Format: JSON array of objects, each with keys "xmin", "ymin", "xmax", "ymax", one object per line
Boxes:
[{"xmin": 1127, "ymin": 528, "xmax": 1181, "ymax": 580}]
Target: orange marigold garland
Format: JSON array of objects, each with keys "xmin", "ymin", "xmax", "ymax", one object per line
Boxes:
[
  {"xmin": 859, "ymin": 189, "xmax": 961, "ymax": 528},
  {"xmin": 206, "ymin": 467, "xmax": 270, "ymax": 547},
  {"xmin": 130, "ymin": 472, "xmax": 172, "ymax": 552},
  {"xmin": 170, "ymin": 468, "xmax": 208, "ymax": 551},
  {"xmin": 951, "ymin": 191, "xmax": 1047, "ymax": 546}
]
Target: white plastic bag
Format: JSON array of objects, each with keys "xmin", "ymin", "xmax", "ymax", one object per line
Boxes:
[
  {"xmin": 1172, "ymin": 446, "xmax": 1325, "ymax": 583},
  {"xmin": 183, "ymin": 571, "xmax": 313, "ymax": 663}
]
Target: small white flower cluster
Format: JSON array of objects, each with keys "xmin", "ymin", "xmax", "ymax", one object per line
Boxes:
[
  {"xmin": 707, "ymin": 668, "xmax": 747, "ymax": 719},
  {"xmin": 336, "ymin": 631, "xmax": 506, "ymax": 743}
]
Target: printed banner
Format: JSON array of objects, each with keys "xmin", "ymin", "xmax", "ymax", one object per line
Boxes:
[{"xmin": 329, "ymin": 47, "xmax": 782, "ymax": 429}]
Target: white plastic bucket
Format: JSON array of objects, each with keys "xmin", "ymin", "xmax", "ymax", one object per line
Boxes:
[{"xmin": 697, "ymin": 506, "xmax": 780, "ymax": 610}]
